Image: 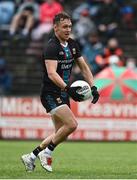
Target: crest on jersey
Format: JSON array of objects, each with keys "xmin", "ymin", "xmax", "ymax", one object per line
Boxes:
[
  {"xmin": 72, "ymin": 48, "xmax": 76, "ymax": 54},
  {"xmin": 59, "ymin": 51, "xmax": 64, "ymax": 55},
  {"xmin": 56, "ymin": 97, "xmax": 62, "ymax": 104}
]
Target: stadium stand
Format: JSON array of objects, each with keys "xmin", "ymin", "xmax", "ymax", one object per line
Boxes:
[{"xmin": 0, "ymin": 0, "xmax": 137, "ymax": 96}]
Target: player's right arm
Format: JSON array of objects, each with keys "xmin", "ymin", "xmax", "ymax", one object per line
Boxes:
[
  {"xmin": 43, "ymin": 41, "xmax": 67, "ymax": 90},
  {"xmin": 45, "ymin": 60, "xmax": 67, "ymax": 90},
  {"xmin": 45, "ymin": 60, "xmax": 83, "ymax": 101}
]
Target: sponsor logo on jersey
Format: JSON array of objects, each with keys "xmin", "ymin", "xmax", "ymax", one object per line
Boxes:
[
  {"xmin": 61, "ymin": 64, "xmax": 72, "ymax": 69},
  {"xmin": 72, "ymin": 48, "xmax": 76, "ymax": 54},
  {"xmin": 59, "ymin": 51, "xmax": 64, "ymax": 55},
  {"xmin": 56, "ymin": 97, "xmax": 62, "ymax": 104}
]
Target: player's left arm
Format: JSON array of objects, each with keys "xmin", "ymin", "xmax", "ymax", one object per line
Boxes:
[
  {"xmin": 76, "ymin": 56, "xmax": 100, "ymax": 103},
  {"xmin": 76, "ymin": 56, "xmax": 94, "ymax": 87}
]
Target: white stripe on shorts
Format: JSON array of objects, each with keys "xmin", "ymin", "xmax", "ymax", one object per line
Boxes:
[{"xmin": 49, "ymin": 104, "xmax": 67, "ymax": 115}]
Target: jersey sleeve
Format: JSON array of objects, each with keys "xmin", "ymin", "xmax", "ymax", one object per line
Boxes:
[
  {"xmin": 43, "ymin": 42, "xmax": 58, "ymax": 60},
  {"xmin": 74, "ymin": 41, "xmax": 82, "ymax": 59}
]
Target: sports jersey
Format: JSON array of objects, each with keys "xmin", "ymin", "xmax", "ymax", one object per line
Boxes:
[{"xmin": 41, "ymin": 34, "xmax": 81, "ymax": 94}]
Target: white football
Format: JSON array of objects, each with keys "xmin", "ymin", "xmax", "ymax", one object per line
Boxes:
[{"xmin": 70, "ymin": 80, "xmax": 92, "ymax": 101}]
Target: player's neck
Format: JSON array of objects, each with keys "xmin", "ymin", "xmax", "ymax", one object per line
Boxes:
[
  {"xmin": 60, "ymin": 42, "xmax": 68, "ymax": 47},
  {"xmin": 55, "ymin": 33, "xmax": 67, "ymax": 45}
]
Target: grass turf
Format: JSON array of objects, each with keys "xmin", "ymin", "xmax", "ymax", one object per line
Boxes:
[{"xmin": 0, "ymin": 140, "xmax": 136, "ymax": 179}]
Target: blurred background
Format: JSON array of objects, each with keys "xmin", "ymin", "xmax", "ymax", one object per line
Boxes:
[{"xmin": 0, "ymin": 0, "xmax": 137, "ymax": 141}]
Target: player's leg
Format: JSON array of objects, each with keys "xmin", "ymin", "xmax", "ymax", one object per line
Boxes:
[
  {"xmin": 37, "ymin": 115, "xmax": 64, "ymax": 172},
  {"xmin": 38, "ymin": 104, "xmax": 77, "ymax": 172},
  {"xmin": 51, "ymin": 104, "xmax": 77, "ymax": 144},
  {"xmin": 40, "ymin": 104, "xmax": 77, "ymax": 155},
  {"xmin": 21, "ymin": 114, "xmax": 64, "ymax": 172},
  {"xmin": 38, "ymin": 93, "xmax": 76, "ymax": 152},
  {"xmin": 21, "ymin": 93, "xmax": 75, "ymax": 172},
  {"xmin": 39, "ymin": 115, "xmax": 63, "ymax": 149}
]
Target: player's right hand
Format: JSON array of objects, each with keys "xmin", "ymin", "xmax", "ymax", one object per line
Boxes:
[{"xmin": 65, "ymin": 85, "xmax": 84, "ymax": 102}]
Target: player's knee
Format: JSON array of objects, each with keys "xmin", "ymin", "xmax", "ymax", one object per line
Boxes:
[{"xmin": 68, "ymin": 121, "xmax": 78, "ymax": 132}]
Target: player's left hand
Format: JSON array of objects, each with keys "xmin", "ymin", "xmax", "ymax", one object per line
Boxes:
[{"xmin": 91, "ymin": 86, "xmax": 100, "ymax": 104}]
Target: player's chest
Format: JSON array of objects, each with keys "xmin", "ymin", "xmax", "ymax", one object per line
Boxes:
[
  {"xmin": 57, "ymin": 47, "xmax": 76, "ymax": 70},
  {"xmin": 57, "ymin": 45, "xmax": 77, "ymax": 61}
]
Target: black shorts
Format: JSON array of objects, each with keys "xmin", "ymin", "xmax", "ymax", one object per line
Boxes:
[{"xmin": 40, "ymin": 91, "xmax": 70, "ymax": 113}]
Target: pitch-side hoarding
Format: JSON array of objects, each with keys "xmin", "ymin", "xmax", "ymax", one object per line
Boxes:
[{"xmin": 0, "ymin": 97, "xmax": 137, "ymax": 141}]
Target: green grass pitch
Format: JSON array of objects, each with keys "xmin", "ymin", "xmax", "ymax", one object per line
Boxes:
[{"xmin": 0, "ymin": 140, "xmax": 136, "ymax": 179}]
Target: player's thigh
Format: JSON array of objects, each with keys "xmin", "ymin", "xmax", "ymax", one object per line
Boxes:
[
  {"xmin": 52, "ymin": 104, "xmax": 78, "ymax": 128},
  {"xmin": 51, "ymin": 115, "xmax": 63, "ymax": 132}
]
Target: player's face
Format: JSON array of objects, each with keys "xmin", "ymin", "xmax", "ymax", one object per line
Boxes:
[{"xmin": 54, "ymin": 19, "xmax": 72, "ymax": 41}]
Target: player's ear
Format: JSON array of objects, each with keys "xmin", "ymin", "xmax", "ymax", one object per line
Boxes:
[{"xmin": 53, "ymin": 24, "xmax": 58, "ymax": 31}]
